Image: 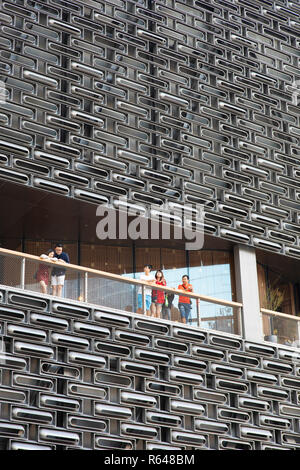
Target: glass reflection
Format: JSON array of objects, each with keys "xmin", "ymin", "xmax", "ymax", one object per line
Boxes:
[{"xmin": 189, "ymin": 251, "xmax": 235, "ymax": 333}]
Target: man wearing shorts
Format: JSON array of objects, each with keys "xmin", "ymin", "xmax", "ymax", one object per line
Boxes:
[
  {"xmin": 51, "ymin": 243, "xmax": 70, "ymax": 297},
  {"xmin": 178, "ymin": 275, "xmax": 193, "ymax": 324},
  {"xmin": 137, "ymin": 264, "xmax": 155, "ymax": 316}
]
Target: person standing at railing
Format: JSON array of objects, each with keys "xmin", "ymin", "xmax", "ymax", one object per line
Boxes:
[
  {"xmin": 178, "ymin": 274, "xmax": 194, "ymax": 324},
  {"xmin": 162, "ymin": 292, "xmax": 174, "ymax": 321},
  {"xmin": 35, "ymin": 249, "xmax": 57, "ymax": 294},
  {"xmin": 51, "ymin": 243, "xmax": 70, "ymax": 297},
  {"xmin": 137, "ymin": 264, "xmax": 155, "ymax": 316},
  {"xmin": 151, "ymin": 270, "xmax": 166, "ymax": 318}
]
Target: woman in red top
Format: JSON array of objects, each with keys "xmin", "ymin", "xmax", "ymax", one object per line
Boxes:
[
  {"xmin": 151, "ymin": 270, "xmax": 166, "ymax": 318},
  {"xmin": 36, "ymin": 249, "xmax": 56, "ymax": 294}
]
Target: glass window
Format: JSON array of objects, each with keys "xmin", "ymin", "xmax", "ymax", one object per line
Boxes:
[
  {"xmin": 161, "ymin": 248, "xmax": 187, "ymax": 323},
  {"xmin": 135, "ymin": 247, "xmax": 161, "ymax": 278},
  {"xmin": 161, "ymin": 248, "xmax": 187, "ymax": 288},
  {"xmin": 257, "ymin": 262, "xmax": 295, "ymax": 315},
  {"xmin": 0, "ymin": 239, "xmax": 22, "ymax": 290},
  {"xmin": 134, "ymin": 247, "xmax": 187, "ymax": 321},
  {"xmin": 25, "ymin": 240, "xmax": 78, "ymax": 264},
  {"xmin": 0, "ymin": 238, "xmax": 22, "ymax": 251},
  {"xmin": 81, "ymin": 244, "xmax": 132, "ymax": 275},
  {"xmin": 24, "ymin": 240, "xmax": 78, "ymax": 297},
  {"xmin": 81, "ymin": 244, "xmax": 133, "ymax": 312},
  {"xmin": 257, "ymin": 261, "xmax": 300, "ymax": 345},
  {"xmin": 189, "ymin": 250, "xmax": 236, "ymax": 332}
]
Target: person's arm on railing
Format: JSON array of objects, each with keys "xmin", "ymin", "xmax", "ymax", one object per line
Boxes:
[
  {"xmin": 39, "ymin": 254, "xmax": 58, "ymax": 263},
  {"xmin": 185, "ymin": 284, "xmax": 199, "ymax": 304},
  {"xmin": 57, "ymin": 252, "xmax": 70, "ymax": 264}
]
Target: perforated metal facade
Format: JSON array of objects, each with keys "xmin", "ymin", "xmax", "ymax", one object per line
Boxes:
[
  {"xmin": 1, "ymin": 0, "xmax": 300, "ymax": 451},
  {"xmin": 0, "ymin": 286, "xmax": 300, "ymax": 450},
  {"xmin": 0, "ymin": 0, "xmax": 300, "ymax": 255}
]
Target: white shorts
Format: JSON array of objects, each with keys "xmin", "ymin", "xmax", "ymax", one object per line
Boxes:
[{"xmin": 51, "ymin": 275, "xmax": 65, "ymax": 286}]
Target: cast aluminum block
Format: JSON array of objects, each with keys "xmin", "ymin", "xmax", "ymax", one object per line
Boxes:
[
  {"xmin": 0, "ymin": 286, "xmax": 300, "ymax": 448},
  {"xmin": 0, "ymin": 0, "xmax": 299, "ymax": 256}
]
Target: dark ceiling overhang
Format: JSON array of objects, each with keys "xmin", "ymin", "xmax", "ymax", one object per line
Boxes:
[{"xmin": 0, "ymin": 179, "xmax": 235, "ymax": 252}]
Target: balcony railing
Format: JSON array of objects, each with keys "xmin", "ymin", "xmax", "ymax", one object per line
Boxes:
[
  {"xmin": 261, "ymin": 308, "xmax": 300, "ymax": 348},
  {"xmin": 0, "ymin": 248, "xmax": 242, "ymax": 336}
]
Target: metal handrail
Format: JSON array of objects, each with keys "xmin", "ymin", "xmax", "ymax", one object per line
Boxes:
[
  {"xmin": 261, "ymin": 307, "xmax": 300, "ymax": 322},
  {"xmin": 261, "ymin": 307, "xmax": 300, "ymax": 347},
  {"xmin": 0, "ymin": 247, "xmax": 242, "ymax": 309}
]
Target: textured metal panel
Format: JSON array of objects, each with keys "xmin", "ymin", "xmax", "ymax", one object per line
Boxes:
[
  {"xmin": 0, "ymin": 286, "xmax": 299, "ymax": 449},
  {"xmin": 1, "ymin": 0, "xmax": 300, "ymax": 451},
  {"xmin": 0, "ymin": 0, "xmax": 299, "ymax": 256}
]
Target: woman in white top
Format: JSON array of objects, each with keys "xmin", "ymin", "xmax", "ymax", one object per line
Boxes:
[{"xmin": 137, "ymin": 264, "xmax": 155, "ymax": 316}]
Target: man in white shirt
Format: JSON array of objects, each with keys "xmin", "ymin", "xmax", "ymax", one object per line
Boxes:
[{"xmin": 137, "ymin": 264, "xmax": 155, "ymax": 316}]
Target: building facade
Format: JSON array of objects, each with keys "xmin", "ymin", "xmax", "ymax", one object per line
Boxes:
[{"xmin": 0, "ymin": 0, "xmax": 300, "ymax": 450}]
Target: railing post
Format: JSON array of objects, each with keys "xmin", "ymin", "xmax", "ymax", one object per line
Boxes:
[
  {"xmin": 297, "ymin": 320, "xmax": 300, "ymax": 347},
  {"xmin": 237, "ymin": 306, "xmax": 242, "ymax": 336},
  {"xmin": 20, "ymin": 257, "xmax": 25, "ymax": 290},
  {"xmin": 268, "ymin": 313, "xmax": 272, "ymax": 338},
  {"xmin": 142, "ymin": 284, "xmax": 146, "ymax": 315},
  {"xmin": 84, "ymin": 272, "xmax": 88, "ymax": 302},
  {"xmin": 197, "ymin": 299, "xmax": 201, "ymax": 328}
]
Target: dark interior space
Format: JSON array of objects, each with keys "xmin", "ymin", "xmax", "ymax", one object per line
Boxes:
[
  {"xmin": 0, "ymin": 179, "xmax": 234, "ymax": 253},
  {"xmin": 257, "ymin": 249, "xmax": 300, "ymax": 317}
]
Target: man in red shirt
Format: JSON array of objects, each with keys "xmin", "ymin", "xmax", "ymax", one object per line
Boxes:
[{"xmin": 178, "ymin": 275, "xmax": 193, "ymax": 324}]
